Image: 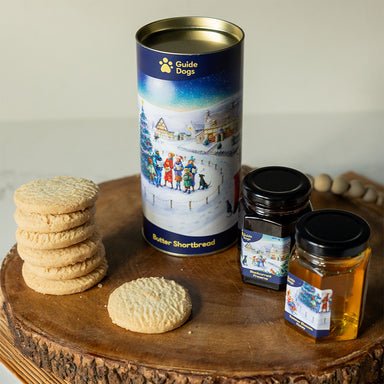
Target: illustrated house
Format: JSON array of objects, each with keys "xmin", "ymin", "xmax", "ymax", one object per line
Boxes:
[
  {"xmin": 203, "ymin": 102, "xmax": 241, "ymax": 143},
  {"xmin": 155, "ymin": 118, "xmax": 192, "ymax": 141},
  {"xmin": 187, "ymin": 122, "xmax": 205, "ymax": 143},
  {"xmin": 192, "ymin": 102, "xmax": 241, "ymax": 145},
  {"xmin": 155, "ymin": 118, "xmax": 174, "ymax": 140},
  {"xmin": 154, "ymin": 99, "xmax": 241, "ymax": 144}
]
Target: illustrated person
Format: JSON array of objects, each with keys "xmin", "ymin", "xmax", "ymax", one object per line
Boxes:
[
  {"xmin": 310, "ymin": 296, "xmax": 318, "ymax": 311},
  {"xmin": 287, "ymin": 290, "xmax": 297, "ymax": 312},
  {"xmin": 173, "ymin": 156, "xmax": 184, "ymax": 191},
  {"xmin": 163, "ymin": 152, "xmax": 174, "ymax": 188},
  {"xmin": 255, "ymin": 255, "xmax": 265, "ymax": 268},
  {"xmin": 147, "ymin": 158, "xmax": 156, "ymax": 184},
  {"xmin": 183, "ymin": 168, "xmax": 192, "ymax": 194},
  {"xmin": 154, "ymin": 151, "xmax": 163, "ymax": 187},
  {"xmin": 186, "ymin": 157, "xmax": 197, "ymax": 191},
  {"xmin": 320, "ymin": 293, "xmax": 331, "ymax": 312}
]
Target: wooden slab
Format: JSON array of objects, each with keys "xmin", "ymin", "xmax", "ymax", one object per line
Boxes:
[{"xmin": 1, "ymin": 172, "xmax": 383, "ymax": 384}]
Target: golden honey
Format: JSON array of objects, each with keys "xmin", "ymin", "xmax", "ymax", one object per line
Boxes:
[{"xmin": 284, "ymin": 209, "xmax": 371, "ymax": 342}]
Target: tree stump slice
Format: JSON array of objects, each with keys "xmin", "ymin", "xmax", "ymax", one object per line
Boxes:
[{"xmin": 1, "ymin": 172, "xmax": 383, "ymax": 384}]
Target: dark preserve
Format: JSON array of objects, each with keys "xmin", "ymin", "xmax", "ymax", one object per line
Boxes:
[{"xmin": 239, "ymin": 166, "xmax": 312, "ymax": 290}]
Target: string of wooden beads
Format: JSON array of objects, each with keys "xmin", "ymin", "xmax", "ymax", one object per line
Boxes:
[{"xmin": 306, "ymin": 173, "xmax": 384, "ymax": 207}]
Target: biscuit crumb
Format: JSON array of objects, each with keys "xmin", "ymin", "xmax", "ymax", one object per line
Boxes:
[{"xmin": 98, "ymin": 283, "xmax": 103, "ymax": 288}]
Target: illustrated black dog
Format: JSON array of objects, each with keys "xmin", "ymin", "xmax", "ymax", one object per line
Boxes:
[
  {"xmin": 226, "ymin": 200, "xmax": 239, "ymax": 215},
  {"xmin": 226, "ymin": 200, "xmax": 233, "ymax": 215},
  {"xmin": 198, "ymin": 174, "xmax": 210, "ymax": 190}
]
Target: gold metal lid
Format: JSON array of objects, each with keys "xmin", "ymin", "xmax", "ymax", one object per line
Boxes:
[{"xmin": 136, "ymin": 17, "xmax": 244, "ymax": 54}]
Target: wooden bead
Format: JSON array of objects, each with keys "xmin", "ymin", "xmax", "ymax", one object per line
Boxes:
[
  {"xmin": 362, "ymin": 185, "xmax": 378, "ymax": 203},
  {"xmin": 376, "ymin": 191, "xmax": 384, "ymax": 206},
  {"xmin": 314, "ymin": 173, "xmax": 332, "ymax": 192},
  {"xmin": 331, "ymin": 176, "xmax": 349, "ymax": 195},
  {"xmin": 346, "ymin": 179, "xmax": 366, "ymax": 198}
]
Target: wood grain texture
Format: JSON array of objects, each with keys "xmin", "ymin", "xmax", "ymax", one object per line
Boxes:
[
  {"xmin": 0, "ymin": 309, "xmax": 65, "ymax": 384},
  {"xmin": 1, "ymin": 171, "xmax": 383, "ymax": 384}
]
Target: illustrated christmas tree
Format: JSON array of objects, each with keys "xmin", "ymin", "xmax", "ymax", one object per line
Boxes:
[
  {"xmin": 298, "ymin": 282, "xmax": 321, "ymax": 312},
  {"xmin": 139, "ymin": 102, "xmax": 153, "ymax": 179},
  {"xmin": 275, "ymin": 260, "xmax": 289, "ymax": 277}
]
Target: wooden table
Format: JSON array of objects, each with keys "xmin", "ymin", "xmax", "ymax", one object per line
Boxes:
[{"xmin": 1, "ymin": 171, "xmax": 383, "ymax": 384}]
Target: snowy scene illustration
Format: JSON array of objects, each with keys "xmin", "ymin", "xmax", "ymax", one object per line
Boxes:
[
  {"xmin": 139, "ymin": 94, "xmax": 242, "ymax": 237},
  {"xmin": 285, "ymin": 275, "xmax": 333, "ymax": 332},
  {"xmin": 241, "ymin": 232, "xmax": 291, "ymax": 277}
]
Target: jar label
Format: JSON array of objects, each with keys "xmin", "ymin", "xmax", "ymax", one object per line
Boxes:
[
  {"xmin": 240, "ymin": 229, "xmax": 291, "ymax": 285},
  {"xmin": 284, "ymin": 273, "xmax": 333, "ymax": 338}
]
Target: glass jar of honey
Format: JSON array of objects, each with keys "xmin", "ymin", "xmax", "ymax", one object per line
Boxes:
[
  {"xmin": 284, "ymin": 209, "xmax": 371, "ymax": 342},
  {"xmin": 239, "ymin": 166, "xmax": 312, "ymax": 290}
]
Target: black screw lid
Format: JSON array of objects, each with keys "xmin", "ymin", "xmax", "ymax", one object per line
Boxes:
[
  {"xmin": 242, "ymin": 166, "xmax": 311, "ymax": 209},
  {"xmin": 296, "ymin": 209, "xmax": 371, "ymax": 258}
]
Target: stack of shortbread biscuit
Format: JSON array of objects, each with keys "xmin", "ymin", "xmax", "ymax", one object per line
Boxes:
[{"xmin": 14, "ymin": 176, "xmax": 108, "ymax": 295}]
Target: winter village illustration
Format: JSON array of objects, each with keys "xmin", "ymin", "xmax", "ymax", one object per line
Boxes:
[
  {"xmin": 139, "ymin": 94, "xmax": 242, "ymax": 237},
  {"xmin": 285, "ymin": 277, "xmax": 333, "ymax": 333},
  {"xmin": 241, "ymin": 232, "xmax": 291, "ymax": 278}
]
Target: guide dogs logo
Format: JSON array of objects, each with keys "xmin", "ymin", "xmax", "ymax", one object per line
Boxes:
[
  {"xmin": 159, "ymin": 58, "xmax": 173, "ymax": 73},
  {"xmin": 159, "ymin": 57, "xmax": 198, "ymax": 76}
]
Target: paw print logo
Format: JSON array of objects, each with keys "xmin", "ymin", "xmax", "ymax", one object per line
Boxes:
[{"xmin": 159, "ymin": 57, "xmax": 173, "ymax": 73}]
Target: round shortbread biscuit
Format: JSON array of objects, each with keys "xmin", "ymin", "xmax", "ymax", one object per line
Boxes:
[
  {"xmin": 22, "ymin": 259, "xmax": 108, "ymax": 295},
  {"xmin": 16, "ymin": 219, "xmax": 97, "ymax": 250},
  {"xmin": 23, "ymin": 243, "xmax": 105, "ymax": 280},
  {"xmin": 14, "ymin": 205, "xmax": 96, "ymax": 233},
  {"xmin": 108, "ymin": 277, "xmax": 192, "ymax": 334},
  {"xmin": 17, "ymin": 232, "xmax": 102, "ymax": 267},
  {"xmin": 14, "ymin": 176, "xmax": 99, "ymax": 214}
]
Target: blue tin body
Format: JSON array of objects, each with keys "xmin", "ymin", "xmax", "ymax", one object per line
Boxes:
[{"xmin": 136, "ymin": 17, "xmax": 244, "ymax": 255}]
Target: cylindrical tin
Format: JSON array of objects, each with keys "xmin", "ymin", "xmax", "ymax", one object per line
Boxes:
[{"xmin": 136, "ymin": 17, "xmax": 244, "ymax": 256}]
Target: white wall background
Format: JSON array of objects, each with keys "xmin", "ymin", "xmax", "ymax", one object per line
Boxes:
[
  {"xmin": 1, "ymin": 0, "xmax": 383, "ymax": 175},
  {"xmin": 0, "ymin": 2, "xmax": 383, "ymax": 381},
  {"xmin": 0, "ymin": 0, "xmax": 383, "ymax": 119}
]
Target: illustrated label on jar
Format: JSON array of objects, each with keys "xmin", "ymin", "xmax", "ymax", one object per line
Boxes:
[
  {"xmin": 240, "ymin": 229, "xmax": 291, "ymax": 285},
  {"xmin": 284, "ymin": 273, "xmax": 333, "ymax": 338}
]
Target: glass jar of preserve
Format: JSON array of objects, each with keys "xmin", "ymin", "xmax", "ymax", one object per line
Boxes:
[
  {"xmin": 284, "ymin": 209, "xmax": 371, "ymax": 342},
  {"xmin": 239, "ymin": 166, "xmax": 312, "ymax": 291}
]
